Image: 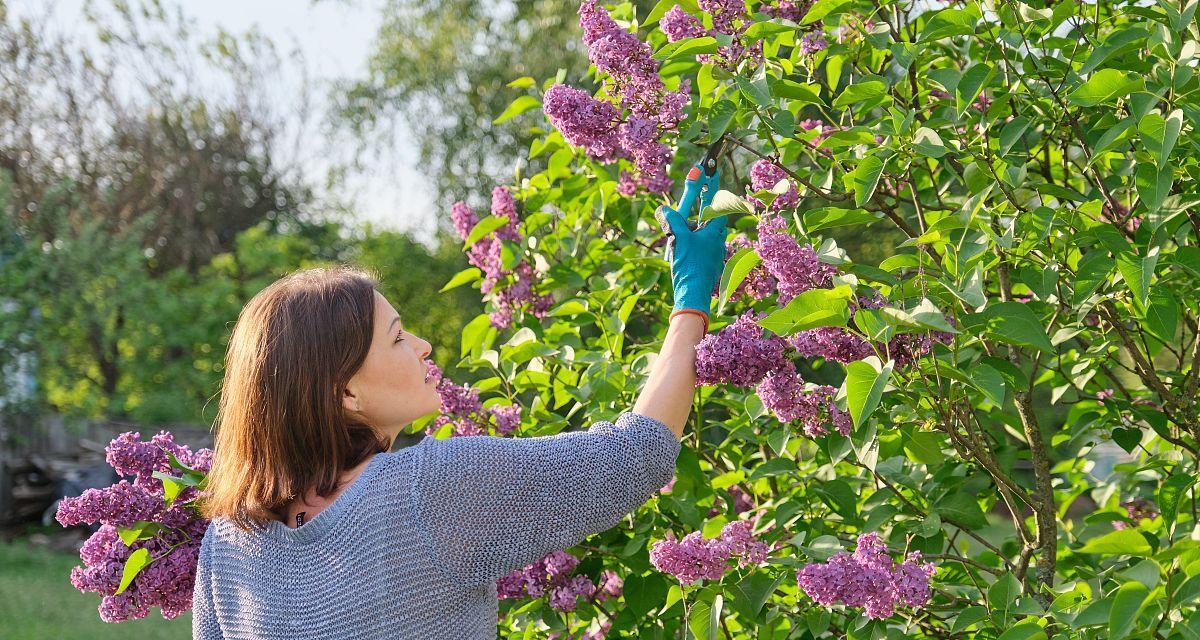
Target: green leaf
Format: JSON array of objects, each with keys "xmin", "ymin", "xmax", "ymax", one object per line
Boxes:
[
  {"xmin": 624, "ymin": 572, "xmax": 670, "ymax": 617},
  {"xmin": 846, "ymin": 154, "xmax": 885, "ymax": 207},
  {"xmin": 1068, "ymin": 69, "xmax": 1144, "ymax": 106},
  {"xmin": 758, "ymin": 286, "xmax": 854, "ymax": 335},
  {"xmin": 460, "ymin": 313, "xmax": 493, "ymax": 358},
  {"xmin": 654, "ymin": 36, "xmax": 719, "ymax": 61},
  {"xmin": 801, "ymin": 0, "xmax": 852, "ymax": 24},
  {"xmin": 117, "ymin": 521, "xmax": 162, "ymax": 546},
  {"xmin": 707, "ymin": 99, "xmax": 738, "ymax": 140},
  {"xmin": 439, "ymin": 267, "xmax": 482, "ymax": 293},
  {"xmin": 999, "ymin": 116, "xmax": 1031, "ymax": 156},
  {"xmin": 115, "ymin": 548, "xmax": 152, "ymax": 596},
  {"xmin": 770, "ymin": 79, "xmax": 824, "ymax": 104},
  {"xmin": 463, "ymin": 215, "xmax": 509, "ymax": 248},
  {"xmin": 1135, "ymin": 163, "xmax": 1171, "ymax": 212},
  {"xmin": 743, "ymin": 19, "xmax": 795, "ymax": 39},
  {"xmin": 936, "ymin": 491, "xmax": 988, "ymax": 529},
  {"xmin": 492, "ymin": 95, "xmax": 540, "ymax": 124},
  {"xmin": 1159, "ymin": 471, "xmax": 1195, "ymax": 529},
  {"xmin": 1140, "ymin": 289, "xmax": 1179, "ymax": 343},
  {"xmin": 956, "ymin": 62, "xmax": 994, "ymax": 115},
  {"xmin": 833, "ymin": 76, "xmax": 887, "ymax": 107},
  {"xmin": 843, "ymin": 356, "xmax": 893, "ymax": 429},
  {"xmin": 729, "ymin": 571, "xmax": 785, "ymax": 620},
  {"xmin": 919, "ymin": 8, "xmax": 977, "ymax": 41},
  {"xmin": 803, "ymin": 207, "xmax": 881, "ymax": 232},
  {"xmin": 1108, "ymin": 581, "xmax": 1150, "ymax": 639},
  {"xmin": 909, "ymin": 298, "xmax": 956, "ymax": 333},
  {"xmin": 951, "ymin": 606, "xmax": 988, "ymax": 633},
  {"xmin": 1080, "ymin": 25, "xmax": 1149, "ymax": 75},
  {"xmin": 718, "ymin": 248, "xmax": 761, "ymax": 314},
  {"xmin": 903, "ymin": 431, "xmax": 945, "ymax": 465},
  {"xmin": 702, "ymin": 190, "xmax": 754, "ymax": 220},
  {"xmin": 1077, "ymin": 529, "xmax": 1152, "ymax": 556},
  {"xmin": 996, "ymin": 620, "xmax": 1046, "ymax": 640},
  {"xmin": 980, "ymin": 302, "xmax": 1054, "ymax": 352},
  {"xmin": 1115, "ymin": 248, "xmax": 1158, "ymax": 307},
  {"xmin": 987, "ymin": 573, "xmax": 1022, "ymax": 619},
  {"xmin": 688, "ymin": 593, "xmax": 723, "ymax": 640},
  {"xmin": 913, "ymin": 127, "xmax": 946, "ymax": 158},
  {"xmin": 1073, "ymin": 251, "xmax": 1112, "ymax": 305},
  {"xmin": 736, "ymin": 76, "xmax": 772, "ymax": 107}
]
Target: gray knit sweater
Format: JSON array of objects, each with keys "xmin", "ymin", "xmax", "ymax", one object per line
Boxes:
[{"xmin": 191, "ymin": 411, "xmax": 680, "ymax": 639}]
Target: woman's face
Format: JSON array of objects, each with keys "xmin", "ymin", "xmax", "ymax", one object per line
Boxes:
[{"xmin": 342, "ymin": 290, "xmax": 441, "ymax": 439}]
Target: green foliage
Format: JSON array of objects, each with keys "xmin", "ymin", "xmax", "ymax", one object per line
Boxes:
[{"xmin": 428, "ymin": 0, "xmax": 1200, "ymax": 637}]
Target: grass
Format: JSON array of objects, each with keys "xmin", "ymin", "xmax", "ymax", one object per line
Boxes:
[{"xmin": 0, "ymin": 529, "xmax": 190, "ymax": 640}]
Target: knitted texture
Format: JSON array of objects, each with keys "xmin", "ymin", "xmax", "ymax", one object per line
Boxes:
[{"xmin": 191, "ymin": 411, "xmax": 680, "ymax": 639}]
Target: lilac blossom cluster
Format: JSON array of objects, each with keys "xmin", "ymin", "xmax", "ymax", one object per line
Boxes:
[
  {"xmin": 747, "ymin": 159, "xmax": 799, "ymax": 211},
  {"xmin": 543, "ymin": 1, "xmax": 691, "ymax": 195},
  {"xmin": 424, "ymin": 360, "xmax": 522, "ymax": 437},
  {"xmin": 762, "ymin": 0, "xmax": 814, "ymax": 22},
  {"xmin": 55, "ymin": 431, "xmax": 213, "ymax": 622},
  {"xmin": 450, "ymin": 188, "xmax": 553, "ymax": 329},
  {"xmin": 757, "ymin": 213, "xmax": 837, "ymax": 304},
  {"xmin": 1111, "ymin": 498, "xmax": 1159, "ymax": 530},
  {"xmin": 650, "ymin": 518, "xmax": 770, "ymax": 585},
  {"xmin": 660, "ymin": 2, "xmax": 763, "ymax": 69},
  {"xmin": 496, "ymin": 550, "xmax": 623, "ymax": 615},
  {"xmin": 756, "ymin": 367, "xmax": 851, "ymax": 437},
  {"xmin": 694, "ymin": 310, "xmax": 790, "ymax": 387},
  {"xmin": 796, "ymin": 533, "xmax": 936, "ymax": 620}
]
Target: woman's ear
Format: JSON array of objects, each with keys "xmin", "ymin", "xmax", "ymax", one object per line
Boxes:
[{"xmin": 341, "ymin": 385, "xmax": 362, "ymax": 413}]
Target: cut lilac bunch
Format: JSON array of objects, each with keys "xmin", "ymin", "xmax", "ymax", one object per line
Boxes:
[
  {"xmin": 543, "ymin": 1, "xmax": 690, "ymax": 195},
  {"xmin": 424, "ymin": 360, "xmax": 522, "ymax": 437},
  {"xmin": 55, "ymin": 431, "xmax": 213, "ymax": 622},
  {"xmin": 450, "ymin": 186, "xmax": 553, "ymax": 329},
  {"xmin": 796, "ymin": 533, "xmax": 936, "ymax": 620},
  {"xmin": 496, "ymin": 550, "xmax": 623, "ymax": 614},
  {"xmin": 650, "ymin": 517, "xmax": 770, "ymax": 585}
]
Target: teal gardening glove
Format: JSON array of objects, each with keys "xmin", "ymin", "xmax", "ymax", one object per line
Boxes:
[{"xmin": 655, "ymin": 161, "xmax": 729, "ymax": 323}]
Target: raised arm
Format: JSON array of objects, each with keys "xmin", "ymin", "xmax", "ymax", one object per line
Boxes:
[
  {"xmin": 410, "ymin": 411, "xmax": 681, "ymax": 585},
  {"xmin": 633, "ymin": 313, "xmax": 707, "ymax": 439}
]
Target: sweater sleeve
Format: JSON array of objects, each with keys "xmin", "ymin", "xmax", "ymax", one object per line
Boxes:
[
  {"xmin": 191, "ymin": 533, "xmax": 223, "ymax": 640},
  {"xmin": 410, "ymin": 411, "xmax": 680, "ymax": 586}
]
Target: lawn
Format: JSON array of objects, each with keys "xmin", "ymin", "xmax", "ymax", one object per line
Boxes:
[{"xmin": 0, "ymin": 530, "xmax": 190, "ymax": 639}]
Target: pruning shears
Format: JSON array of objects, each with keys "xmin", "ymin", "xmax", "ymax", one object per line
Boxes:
[
  {"xmin": 656, "ymin": 136, "xmax": 726, "ymax": 243},
  {"xmin": 676, "ymin": 136, "xmax": 726, "ymax": 229}
]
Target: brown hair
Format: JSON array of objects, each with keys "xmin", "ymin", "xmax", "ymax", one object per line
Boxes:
[{"xmin": 198, "ymin": 265, "xmax": 392, "ymax": 532}]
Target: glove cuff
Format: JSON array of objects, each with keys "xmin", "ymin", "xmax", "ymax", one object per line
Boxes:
[{"xmin": 669, "ymin": 308, "xmax": 709, "ymax": 334}]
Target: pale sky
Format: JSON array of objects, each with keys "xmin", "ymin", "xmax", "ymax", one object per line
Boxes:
[{"xmin": 13, "ymin": 0, "xmax": 439, "ymax": 244}]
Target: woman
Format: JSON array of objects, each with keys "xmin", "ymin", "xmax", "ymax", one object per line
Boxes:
[{"xmin": 191, "ymin": 190, "xmax": 728, "ymax": 639}]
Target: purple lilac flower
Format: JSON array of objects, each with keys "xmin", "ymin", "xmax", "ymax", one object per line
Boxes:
[
  {"xmin": 497, "ymin": 551, "xmax": 619, "ymax": 613},
  {"xmin": 542, "ymin": 84, "xmax": 623, "ymax": 162},
  {"xmin": 1111, "ymin": 498, "xmax": 1159, "ymax": 530},
  {"xmin": 798, "ymin": 118, "xmax": 838, "ymax": 152},
  {"xmin": 451, "ymin": 201, "xmax": 479, "ymax": 240},
  {"xmin": 650, "ymin": 517, "xmax": 769, "ymax": 584},
  {"xmin": 756, "ymin": 368, "xmax": 851, "ymax": 437},
  {"xmin": 661, "ymin": 6, "xmax": 706, "ymax": 41},
  {"xmin": 787, "ymin": 327, "xmax": 872, "ymax": 364},
  {"xmin": 425, "ymin": 360, "xmax": 523, "ymax": 437},
  {"xmin": 699, "ymin": 0, "xmax": 745, "ymax": 35},
  {"xmin": 56, "ymin": 432, "xmax": 213, "ymax": 622},
  {"xmin": 762, "ymin": 0, "xmax": 813, "ymax": 21},
  {"xmin": 799, "ymin": 32, "xmax": 828, "ymax": 56},
  {"xmin": 490, "ymin": 186, "xmax": 522, "ymax": 242},
  {"xmin": 707, "ymin": 484, "xmax": 755, "ymax": 517},
  {"xmin": 796, "ymin": 533, "xmax": 936, "ymax": 620},
  {"xmin": 695, "ymin": 311, "xmax": 791, "ymax": 387},
  {"xmin": 748, "ymin": 159, "xmax": 799, "ymax": 211},
  {"xmin": 553, "ymin": 1, "xmax": 689, "ymax": 194},
  {"xmin": 755, "ymin": 214, "xmax": 836, "ymax": 303}
]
